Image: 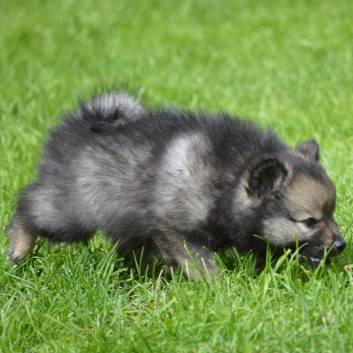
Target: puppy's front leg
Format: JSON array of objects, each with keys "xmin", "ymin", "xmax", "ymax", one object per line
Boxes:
[{"xmin": 156, "ymin": 236, "xmax": 218, "ymax": 280}]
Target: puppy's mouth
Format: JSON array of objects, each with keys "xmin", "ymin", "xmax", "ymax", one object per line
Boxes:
[
  {"xmin": 299, "ymin": 254, "xmax": 330, "ymax": 266},
  {"xmin": 299, "ymin": 246, "xmax": 336, "ymax": 266}
]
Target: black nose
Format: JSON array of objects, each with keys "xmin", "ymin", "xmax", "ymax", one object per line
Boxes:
[{"xmin": 334, "ymin": 238, "xmax": 347, "ymax": 253}]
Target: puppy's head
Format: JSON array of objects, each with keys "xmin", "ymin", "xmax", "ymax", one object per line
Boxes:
[{"xmin": 246, "ymin": 140, "xmax": 345, "ymax": 264}]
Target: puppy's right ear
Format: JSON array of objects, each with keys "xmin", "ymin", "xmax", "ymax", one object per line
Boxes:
[
  {"xmin": 247, "ymin": 158, "xmax": 288, "ymax": 199},
  {"xmin": 296, "ymin": 140, "xmax": 320, "ymax": 161}
]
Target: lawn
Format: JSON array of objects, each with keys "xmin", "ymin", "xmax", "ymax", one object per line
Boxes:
[{"xmin": 0, "ymin": 0, "xmax": 352, "ymax": 352}]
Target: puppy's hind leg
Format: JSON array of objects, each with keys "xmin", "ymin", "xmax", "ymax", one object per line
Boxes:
[{"xmin": 7, "ymin": 215, "xmax": 37, "ymax": 264}]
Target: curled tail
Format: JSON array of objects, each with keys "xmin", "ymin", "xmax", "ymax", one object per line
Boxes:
[{"xmin": 75, "ymin": 91, "xmax": 147, "ymax": 132}]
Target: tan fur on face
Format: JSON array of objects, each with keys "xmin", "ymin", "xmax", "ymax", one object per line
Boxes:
[
  {"xmin": 284, "ymin": 174, "xmax": 336, "ymax": 222},
  {"xmin": 262, "ymin": 173, "xmax": 337, "ymax": 247},
  {"xmin": 316, "ymin": 222, "xmax": 335, "ymax": 246},
  {"xmin": 285, "ymin": 174, "xmax": 336, "ymax": 221}
]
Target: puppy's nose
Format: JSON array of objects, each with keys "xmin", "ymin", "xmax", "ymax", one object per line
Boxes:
[{"xmin": 334, "ymin": 238, "xmax": 346, "ymax": 253}]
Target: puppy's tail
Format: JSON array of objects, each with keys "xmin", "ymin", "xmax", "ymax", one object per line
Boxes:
[{"xmin": 75, "ymin": 92, "xmax": 146, "ymax": 132}]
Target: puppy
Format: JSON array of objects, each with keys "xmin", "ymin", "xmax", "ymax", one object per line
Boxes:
[{"xmin": 7, "ymin": 91, "xmax": 346, "ymax": 278}]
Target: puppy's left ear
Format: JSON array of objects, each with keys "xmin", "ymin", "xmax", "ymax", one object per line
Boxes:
[
  {"xmin": 296, "ymin": 140, "xmax": 320, "ymax": 161},
  {"xmin": 248, "ymin": 158, "xmax": 288, "ymax": 199}
]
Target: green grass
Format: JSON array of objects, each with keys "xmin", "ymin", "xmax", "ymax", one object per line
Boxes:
[{"xmin": 1, "ymin": 0, "xmax": 352, "ymax": 352}]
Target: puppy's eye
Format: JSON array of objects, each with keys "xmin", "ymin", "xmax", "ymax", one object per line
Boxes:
[{"xmin": 303, "ymin": 218, "xmax": 319, "ymax": 227}]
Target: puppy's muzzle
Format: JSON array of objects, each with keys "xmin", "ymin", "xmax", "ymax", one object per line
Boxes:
[
  {"xmin": 333, "ymin": 238, "xmax": 346, "ymax": 254},
  {"xmin": 299, "ymin": 233, "xmax": 346, "ymax": 266}
]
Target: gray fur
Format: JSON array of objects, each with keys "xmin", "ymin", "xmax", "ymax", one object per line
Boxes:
[
  {"xmin": 83, "ymin": 92, "xmax": 145, "ymax": 119},
  {"xmin": 6, "ymin": 91, "xmax": 345, "ymax": 276}
]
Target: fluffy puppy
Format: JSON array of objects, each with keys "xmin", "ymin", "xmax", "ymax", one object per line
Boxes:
[{"xmin": 7, "ymin": 91, "xmax": 346, "ymax": 278}]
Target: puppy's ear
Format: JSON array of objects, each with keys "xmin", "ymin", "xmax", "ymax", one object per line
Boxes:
[
  {"xmin": 247, "ymin": 158, "xmax": 288, "ymax": 198},
  {"xmin": 296, "ymin": 140, "xmax": 320, "ymax": 161}
]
